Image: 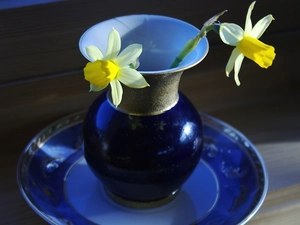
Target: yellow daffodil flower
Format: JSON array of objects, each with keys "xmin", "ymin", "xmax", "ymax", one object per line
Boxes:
[
  {"xmin": 219, "ymin": 1, "xmax": 276, "ymax": 86},
  {"xmin": 84, "ymin": 28, "xmax": 149, "ymax": 107}
]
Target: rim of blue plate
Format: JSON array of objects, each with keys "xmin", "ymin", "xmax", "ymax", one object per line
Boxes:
[{"xmin": 16, "ymin": 111, "xmax": 268, "ymax": 225}]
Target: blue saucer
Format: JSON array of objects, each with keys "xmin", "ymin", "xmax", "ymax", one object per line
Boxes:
[{"xmin": 17, "ymin": 112, "xmax": 268, "ymax": 225}]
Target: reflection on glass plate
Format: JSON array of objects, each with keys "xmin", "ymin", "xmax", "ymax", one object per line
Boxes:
[{"xmin": 17, "ymin": 112, "xmax": 267, "ymax": 225}]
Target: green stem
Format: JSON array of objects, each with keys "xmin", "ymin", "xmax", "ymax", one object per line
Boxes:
[
  {"xmin": 169, "ymin": 25, "xmax": 215, "ymax": 69},
  {"xmin": 169, "ymin": 10, "xmax": 226, "ymax": 69}
]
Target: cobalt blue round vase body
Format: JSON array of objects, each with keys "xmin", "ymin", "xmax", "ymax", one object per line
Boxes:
[
  {"xmin": 83, "ymin": 90, "xmax": 203, "ymax": 203},
  {"xmin": 80, "ymin": 15, "xmax": 209, "ymax": 206}
]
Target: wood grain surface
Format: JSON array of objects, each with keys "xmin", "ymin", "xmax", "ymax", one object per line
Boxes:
[{"xmin": 1, "ymin": 0, "xmax": 299, "ymax": 224}]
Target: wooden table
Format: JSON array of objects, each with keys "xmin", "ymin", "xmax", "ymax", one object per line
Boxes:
[{"xmin": 1, "ymin": 0, "xmax": 300, "ymax": 224}]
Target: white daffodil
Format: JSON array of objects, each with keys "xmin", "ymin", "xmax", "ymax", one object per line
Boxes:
[
  {"xmin": 83, "ymin": 28, "xmax": 149, "ymax": 107},
  {"xmin": 219, "ymin": 1, "xmax": 276, "ymax": 86}
]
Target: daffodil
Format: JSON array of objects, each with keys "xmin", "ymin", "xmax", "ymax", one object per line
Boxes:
[
  {"xmin": 84, "ymin": 28, "xmax": 149, "ymax": 107},
  {"xmin": 219, "ymin": 1, "xmax": 276, "ymax": 86}
]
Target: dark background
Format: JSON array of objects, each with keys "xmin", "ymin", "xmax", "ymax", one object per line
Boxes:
[{"xmin": 1, "ymin": 0, "xmax": 300, "ymax": 224}]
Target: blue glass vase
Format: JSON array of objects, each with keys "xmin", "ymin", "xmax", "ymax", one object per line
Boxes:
[{"xmin": 80, "ymin": 15, "xmax": 209, "ymax": 207}]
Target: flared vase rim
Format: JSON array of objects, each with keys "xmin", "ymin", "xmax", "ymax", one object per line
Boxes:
[{"xmin": 79, "ymin": 14, "xmax": 209, "ymax": 75}]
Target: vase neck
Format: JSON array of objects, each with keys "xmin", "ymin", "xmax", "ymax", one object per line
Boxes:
[{"xmin": 108, "ymin": 71, "xmax": 183, "ymax": 115}]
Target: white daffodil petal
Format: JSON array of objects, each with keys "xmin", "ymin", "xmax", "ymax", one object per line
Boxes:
[
  {"xmin": 110, "ymin": 79, "xmax": 123, "ymax": 107},
  {"xmin": 89, "ymin": 83, "xmax": 107, "ymax": 92},
  {"xmin": 225, "ymin": 47, "xmax": 241, "ymax": 77},
  {"xmin": 251, "ymin": 15, "xmax": 274, "ymax": 39},
  {"xmin": 106, "ymin": 28, "xmax": 121, "ymax": 59},
  {"xmin": 86, "ymin": 46, "xmax": 104, "ymax": 61},
  {"xmin": 131, "ymin": 58, "xmax": 140, "ymax": 69},
  {"xmin": 116, "ymin": 44, "xmax": 143, "ymax": 67},
  {"xmin": 244, "ymin": 1, "xmax": 256, "ymax": 35},
  {"xmin": 119, "ymin": 68, "xmax": 149, "ymax": 88},
  {"xmin": 220, "ymin": 23, "xmax": 244, "ymax": 46},
  {"xmin": 233, "ymin": 53, "xmax": 245, "ymax": 86}
]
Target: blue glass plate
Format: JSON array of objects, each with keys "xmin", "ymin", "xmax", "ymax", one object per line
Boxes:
[{"xmin": 17, "ymin": 111, "xmax": 268, "ymax": 225}]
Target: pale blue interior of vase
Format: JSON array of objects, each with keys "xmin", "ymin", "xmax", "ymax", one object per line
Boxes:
[{"xmin": 79, "ymin": 14, "xmax": 209, "ymax": 74}]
